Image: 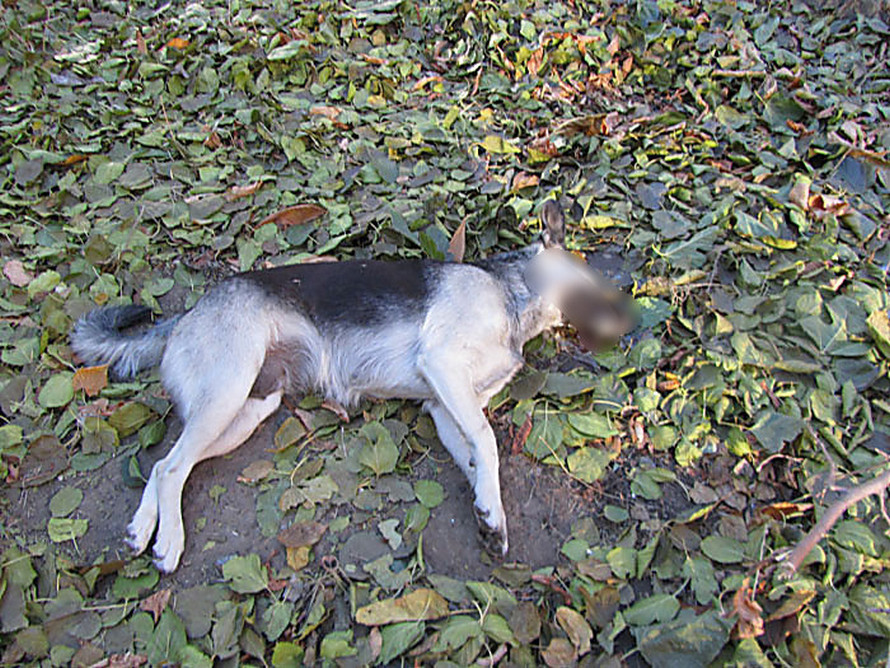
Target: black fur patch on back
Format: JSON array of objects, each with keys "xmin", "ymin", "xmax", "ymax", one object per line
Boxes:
[{"xmin": 240, "ymin": 260, "xmax": 433, "ymax": 327}]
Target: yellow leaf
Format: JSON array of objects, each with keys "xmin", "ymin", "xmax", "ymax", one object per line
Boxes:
[
  {"xmin": 286, "ymin": 546, "xmax": 310, "ymax": 571},
  {"xmin": 480, "ymin": 135, "xmax": 520, "ymax": 155},
  {"xmin": 355, "ymin": 588, "xmax": 449, "ymax": 626}
]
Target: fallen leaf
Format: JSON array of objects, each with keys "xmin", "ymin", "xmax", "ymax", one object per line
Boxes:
[
  {"xmin": 225, "ymin": 181, "xmax": 262, "ymax": 201},
  {"xmin": 729, "ymin": 582, "xmax": 764, "ymax": 639},
  {"xmin": 4, "ymin": 260, "xmax": 33, "ymax": 287},
  {"xmin": 355, "ymin": 588, "xmax": 449, "ymax": 626},
  {"xmin": 72, "ymin": 365, "xmax": 108, "ymax": 397},
  {"xmin": 542, "ymin": 637, "xmax": 577, "ymax": 667},
  {"xmin": 767, "ymin": 590, "xmax": 816, "ymax": 622},
  {"xmin": 788, "ymin": 177, "xmax": 810, "ymax": 210},
  {"xmin": 277, "ymin": 521, "xmax": 327, "ymax": 549},
  {"xmin": 448, "ymin": 220, "xmax": 466, "ymax": 262},
  {"xmin": 89, "ymin": 654, "xmax": 148, "ymax": 668},
  {"xmin": 140, "ymin": 589, "xmax": 172, "ymax": 623},
  {"xmin": 135, "ymin": 29, "xmax": 147, "ymax": 55},
  {"xmin": 259, "ymin": 204, "xmax": 327, "ymax": 229},
  {"xmin": 286, "ymin": 546, "xmax": 311, "ymax": 571},
  {"xmin": 165, "ymin": 37, "xmax": 189, "ymax": 49},
  {"xmin": 238, "ymin": 459, "xmax": 275, "ymax": 484},
  {"xmin": 310, "ymin": 105, "xmax": 342, "ymax": 120},
  {"xmin": 511, "ymin": 171, "xmax": 539, "ymax": 191}
]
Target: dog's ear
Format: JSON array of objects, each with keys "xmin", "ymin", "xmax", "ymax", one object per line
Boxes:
[{"xmin": 540, "ymin": 200, "xmax": 565, "ymax": 248}]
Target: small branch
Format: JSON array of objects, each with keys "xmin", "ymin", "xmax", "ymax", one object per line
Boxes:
[{"xmin": 778, "ymin": 467, "xmax": 890, "ymax": 576}]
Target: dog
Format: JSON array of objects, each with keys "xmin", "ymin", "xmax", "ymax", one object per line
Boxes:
[{"xmin": 70, "ymin": 201, "xmax": 633, "ymax": 572}]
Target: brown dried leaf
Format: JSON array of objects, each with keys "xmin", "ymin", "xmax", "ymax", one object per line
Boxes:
[
  {"xmin": 368, "ymin": 626, "xmax": 382, "ymax": 661},
  {"xmin": 140, "ymin": 588, "xmax": 171, "ymax": 623},
  {"xmin": 542, "ymin": 637, "xmax": 577, "ymax": 667},
  {"xmin": 766, "ymin": 590, "xmax": 816, "ymax": 622},
  {"xmin": 448, "ymin": 220, "xmax": 466, "ymax": 263},
  {"xmin": 4, "ymin": 260, "xmax": 33, "ymax": 287},
  {"xmin": 808, "ymin": 194, "xmax": 850, "ymax": 219},
  {"xmin": 225, "ymin": 181, "xmax": 263, "ymax": 201},
  {"xmin": 511, "ymin": 171, "xmax": 540, "ymax": 191},
  {"xmin": 237, "ymin": 459, "xmax": 274, "ymax": 484},
  {"xmin": 310, "ymin": 105, "xmax": 342, "ymax": 120},
  {"xmin": 72, "ymin": 365, "xmax": 108, "ymax": 398},
  {"xmin": 788, "ymin": 178, "xmax": 810, "ymax": 210},
  {"xmin": 730, "ymin": 582, "xmax": 764, "ymax": 639},
  {"xmin": 277, "ymin": 520, "xmax": 327, "ymax": 549},
  {"xmin": 135, "ymin": 29, "xmax": 147, "ymax": 55},
  {"xmin": 91, "ymin": 654, "xmax": 148, "ymax": 668},
  {"xmin": 689, "ymin": 482, "xmax": 719, "ymax": 504},
  {"xmin": 556, "ymin": 606, "xmax": 592, "ymax": 656},
  {"xmin": 259, "ymin": 204, "xmax": 327, "ymax": 229}
]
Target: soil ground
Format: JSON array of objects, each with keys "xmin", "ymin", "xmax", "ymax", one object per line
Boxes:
[{"xmin": 2, "ymin": 406, "xmax": 587, "ymax": 589}]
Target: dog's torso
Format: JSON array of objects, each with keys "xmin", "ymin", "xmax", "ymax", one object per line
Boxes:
[{"xmin": 163, "ymin": 252, "xmax": 560, "ymax": 413}]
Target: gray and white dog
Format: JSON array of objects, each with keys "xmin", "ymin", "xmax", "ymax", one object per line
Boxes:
[{"xmin": 71, "ymin": 202, "xmax": 633, "ymax": 572}]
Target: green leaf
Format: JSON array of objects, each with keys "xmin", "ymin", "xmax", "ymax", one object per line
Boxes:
[
  {"xmin": 566, "ymin": 412, "xmax": 617, "ymax": 438},
  {"xmin": 607, "ymin": 546, "xmax": 636, "ymax": 579},
  {"xmin": 147, "ymin": 609, "xmax": 188, "ymax": 666},
  {"xmin": 49, "ymin": 486, "xmax": 83, "ymax": 517},
  {"xmin": 604, "ymin": 505, "xmax": 629, "ymax": 522},
  {"xmin": 480, "ymin": 135, "xmax": 520, "ymax": 154},
  {"xmin": 438, "ymin": 615, "xmax": 482, "ymax": 649},
  {"xmin": 567, "ymin": 447, "xmax": 612, "ymax": 483},
  {"xmin": 378, "ymin": 621, "xmax": 425, "ymax": 665},
  {"xmin": 635, "ymin": 609, "xmax": 730, "ymax": 668},
  {"xmin": 482, "ymin": 613, "xmax": 516, "ymax": 646},
  {"xmin": 623, "ymin": 594, "xmax": 681, "ymax": 626},
  {"xmin": 358, "ymin": 422, "xmax": 399, "ymax": 476},
  {"xmin": 0, "ymin": 424, "xmax": 24, "ymax": 450},
  {"xmin": 108, "ymin": 402, "xmax": 154, "ymax": 437},
  {"xmin": 38, "ymin": 372, "xmax": 74, "ymax": 408},
  {"xmin": 700, "ymin": 536, "xmax": 745, "ymax": 564},
  {"xmin": 749, "ymin": 411, "xmax": 804, "ymax": 452},
  {"xmin": 414, "ymin": 479, "xmax": 444, "ymax": 508},
  {"xmin": 271, "ymin": 641, "xmax": 304, "ymax": 667},
  {"xmin": 466, "ymin": 581, "xmax": 517, "ymax": 615},
  {"xmin": 47, "ymin": 517, "xmax": 88, "ymax": 542},
  {"xmin": 319, "ymin": 630, "xmax": 357, "ymax": 659},
  {"xmin": 222, "ymin": 554, "xmax": 268, "ymax": 594},
  {"xmin": 267, "ymin": 40, "xmax": 308, "ymax": 61}
]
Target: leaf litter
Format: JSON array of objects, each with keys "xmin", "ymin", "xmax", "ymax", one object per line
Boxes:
[{"xmin": 2, "ymin": 0, "xmax": 890, "ymax": 665}]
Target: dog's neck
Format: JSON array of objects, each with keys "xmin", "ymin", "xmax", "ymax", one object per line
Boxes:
[{"xmin": 474, "ymin": 245, "xmax": 562, "ymax": 349}]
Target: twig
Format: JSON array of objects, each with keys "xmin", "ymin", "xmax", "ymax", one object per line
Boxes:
[{"xmin": 778, "ymin": 467, "xmax": 890, "ymax": 576}]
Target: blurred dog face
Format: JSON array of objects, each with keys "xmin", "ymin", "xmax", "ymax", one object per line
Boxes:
[{"xmin": 525, "ymin": 248, "xmax": 635, "ymax": 350}]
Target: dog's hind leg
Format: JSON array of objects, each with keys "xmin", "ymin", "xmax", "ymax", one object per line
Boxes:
[{"xmin": 145, "ymin": 390, "xmax": 283, "ymax": 572}]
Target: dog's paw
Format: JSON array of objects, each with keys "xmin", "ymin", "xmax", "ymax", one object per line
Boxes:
[
  {"xmin": 126, "ymin": 516, "xmax": 155, "ymax": 555},
  {"xmin": 152, "ymin": 526, "xmax": 185, "ymax": 573},
  {"xmin": 474, "ymin": 504, "xmax": 508, "ymax": 557}
]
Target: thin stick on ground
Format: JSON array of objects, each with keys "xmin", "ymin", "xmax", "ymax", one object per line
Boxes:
[{"xmin": 779, "ymin": 467, "xmax": 890, "ymax": 576}]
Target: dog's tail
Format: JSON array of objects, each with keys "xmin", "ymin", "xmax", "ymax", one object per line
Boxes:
[{"xmin": 70, "ymin": 305, "xmax": 180, "ymax": 379}]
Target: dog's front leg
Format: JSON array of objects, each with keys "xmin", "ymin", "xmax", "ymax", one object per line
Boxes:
[
  {"xmin": 419, "ymin": 358, "xmax": 508, "ymax": 555},
  {"xmin": 424, "ymin": 400, "xmax": 475, "ymax": 482}
]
